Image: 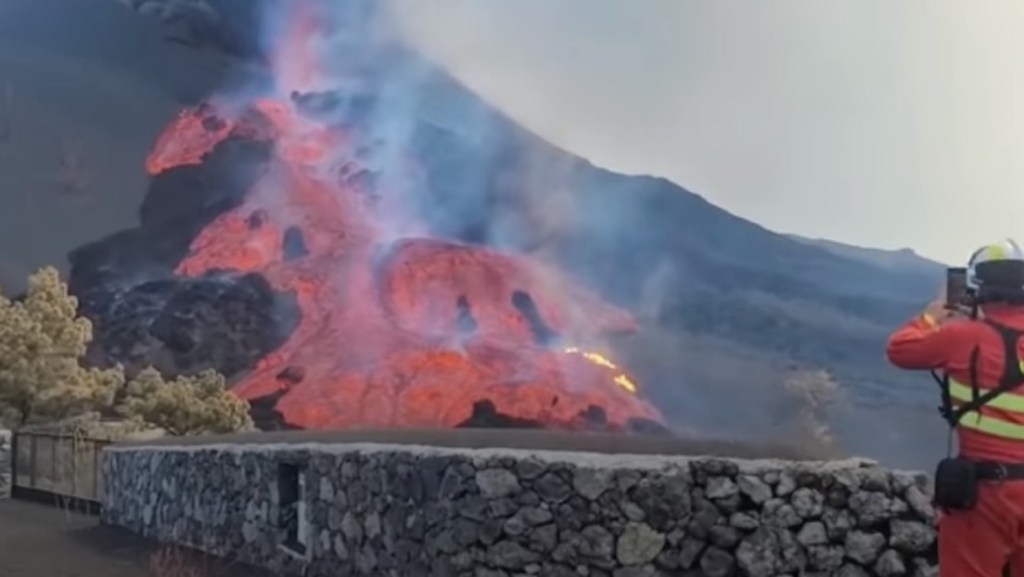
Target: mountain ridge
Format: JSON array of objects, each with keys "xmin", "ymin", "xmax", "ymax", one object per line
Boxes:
[{"xmin": 789, "ymin": 234, "xmax": 947, "ymax": 272}]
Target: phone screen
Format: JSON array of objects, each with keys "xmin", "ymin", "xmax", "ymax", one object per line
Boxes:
[{"xmin": 946, "ymin": 267, "xmax": 968, "ymax": 306}]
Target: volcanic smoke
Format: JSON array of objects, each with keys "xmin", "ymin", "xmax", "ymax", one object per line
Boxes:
[{"xmin": 142, "ymin": 1, "xmax": 665, "ymax": 433}]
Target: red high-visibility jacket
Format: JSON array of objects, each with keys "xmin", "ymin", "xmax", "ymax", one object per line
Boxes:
[{"xmin": 886, "ymin": 304, "xmax": 1024, "ymax": 462}]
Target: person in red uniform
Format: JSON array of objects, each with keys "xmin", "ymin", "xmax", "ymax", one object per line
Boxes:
[{"xmin": 887, "ymin": 238, "xmax": 1024, "ymax": 577}]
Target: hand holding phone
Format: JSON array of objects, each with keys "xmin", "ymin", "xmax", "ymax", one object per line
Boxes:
[{"xmin": 945, "ymin": 267, "xmax": 968, "ymax": 307}]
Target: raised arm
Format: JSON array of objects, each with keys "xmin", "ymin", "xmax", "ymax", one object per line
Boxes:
[{"xmin": 886, "ymin": 305, "xmax": 962, "ymax": 371}]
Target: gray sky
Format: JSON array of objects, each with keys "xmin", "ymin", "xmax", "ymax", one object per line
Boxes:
[{"xmin": 390, "ymin": 0, "xmax": 1024, "ymax": 265}]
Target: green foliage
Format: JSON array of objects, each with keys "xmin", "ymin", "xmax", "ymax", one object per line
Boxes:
[
  {"xmin": 0, "ymin": 267, "xmax": 122, "ymax": 425},
  {"xmin": 0, "ymin": 266, "xmax": 253, "ymax": 436},
  {"xmin": 119, "ymin": 368, "xmax": 254, "ymax": 436}
]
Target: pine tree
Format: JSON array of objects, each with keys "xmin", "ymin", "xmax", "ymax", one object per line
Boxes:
[
  {"xmin": 119, "ymin": 367, "xmax": 254, "ymax": 436},
  {"xmin": 0, "ymin": 266, "xmax": 254, "ymax": 437},
  {"xmin": 0, "ymin": 267, "xmax": 123, "ymax": 426}
]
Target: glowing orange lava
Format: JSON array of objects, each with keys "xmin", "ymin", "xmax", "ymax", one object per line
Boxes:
[
  {"xmin": 146, "ymin": 104, "xmax": 237, "ymax": 175},
  {"xmin": 144, "ymin": 1, "xmax": 665, "ymax": 432}
]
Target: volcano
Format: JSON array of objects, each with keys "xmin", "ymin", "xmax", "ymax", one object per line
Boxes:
[
  {"xmin": 69, "ymin": 1, "xmax": 664, "ymax": 434},
  {"xmin": 58, "ymin": 0, "xmax": 953, "ymax": 465}
]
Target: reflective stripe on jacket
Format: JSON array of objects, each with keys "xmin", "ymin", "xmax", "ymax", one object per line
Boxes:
[
  {"xmin": 886, "ymin": 304, "xmax": 1024, "ymax": 461},
  {"xmin": 949, "ymin": 372, "xmax": 1024, "ymax": 438}
]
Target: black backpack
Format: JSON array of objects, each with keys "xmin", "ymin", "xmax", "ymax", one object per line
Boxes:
[
  {"xmin": 931, "ymin": 319, "xmax": 1024, "ymax": 429},
  {"xmin": 929, "ymin": 319, "xmax": 1024, "ymax": 510}
]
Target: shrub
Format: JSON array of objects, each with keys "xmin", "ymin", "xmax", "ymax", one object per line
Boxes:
[{"xmin": 119, "ymin": 368, "xmax": 254, "ymax": 436}]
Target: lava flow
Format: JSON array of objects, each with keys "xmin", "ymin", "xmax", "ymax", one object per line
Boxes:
[{"xmin": 142, "ymin": 1, "xmax": 666, "ymax": 433}]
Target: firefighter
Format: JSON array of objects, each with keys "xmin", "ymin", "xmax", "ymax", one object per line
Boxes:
[{"xmin": 887, "ymin": 238, "xmax": 1024, "ymax": 577}]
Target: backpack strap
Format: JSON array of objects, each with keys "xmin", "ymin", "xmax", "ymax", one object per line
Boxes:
[
  {"xmin": 935, "ymin": 348, "xmax": 980, "ymax": 426},
  {"xmin": 944, "ymin": 320, "xmax": 1024, "ymax": 427},
  {"xmin": 990, "ymin": 320, "xmax": 1024, "ymax": 386},
  {"xmin": 932, "ymin": 369, "xmax": 951, "ymax": 421}
]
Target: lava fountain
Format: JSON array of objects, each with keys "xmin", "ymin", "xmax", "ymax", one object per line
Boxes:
[{"xmin": 142, "ymin": 0, "xmax": 666, "ymax": 433}]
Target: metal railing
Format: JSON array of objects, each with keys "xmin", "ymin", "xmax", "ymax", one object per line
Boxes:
[{"xmin": 11, "ymin": 431, "xmax": 110, "ymax": 509}]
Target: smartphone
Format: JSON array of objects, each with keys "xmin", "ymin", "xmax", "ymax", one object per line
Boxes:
[{"xmin": 946, "ymin": 267, "xmax": 968, "ymax": 306}]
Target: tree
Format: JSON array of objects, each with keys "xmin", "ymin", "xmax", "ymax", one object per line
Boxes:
[
  {"xmin": 0, "ymin": 266, "xmax": 255, "ymax": 437},
  {"xmin": 0, "ymin": 267, "xmax": 123, "ymax": 426},
  {"xmin": 119, "ymin": 367, "xmax": 254, "ymax": 436}
]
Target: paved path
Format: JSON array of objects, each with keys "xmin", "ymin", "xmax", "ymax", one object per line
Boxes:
[
  {"xmin": 0, "ymin": 500, "xmax": 149, "ymax": 577},
  {"xmin": 0, "ymin": 500, "xmax": 267, "ymax": 577}
]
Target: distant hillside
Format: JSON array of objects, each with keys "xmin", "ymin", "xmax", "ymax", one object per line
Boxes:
[
  {"xmin": 4, "ymin": 0, "xmax": 949, "ymax": 468},
  {"xmin": 789, "ymin": 235, "xmax": 947, "ymax": 273}
]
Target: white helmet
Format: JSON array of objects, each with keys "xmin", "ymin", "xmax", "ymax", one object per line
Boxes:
[{"xmin": 966, "ymin": 238, "xmax": 1024, "ymax": 299}]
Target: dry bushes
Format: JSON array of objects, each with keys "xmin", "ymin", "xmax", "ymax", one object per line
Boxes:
[{"xmin": 120, "ymin": 368, "xmax": 254, "ymax": 436}]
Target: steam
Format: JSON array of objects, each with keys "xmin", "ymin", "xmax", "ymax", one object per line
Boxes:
[
  {"xmin": 209, "ymin": 0, "xmax": 669, "ymax": 404},
  {"xmin": 246, "ymin": 0, "xmax": 588, "ymax": 256}
]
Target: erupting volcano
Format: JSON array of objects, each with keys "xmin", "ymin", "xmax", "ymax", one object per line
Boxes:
[{"xmin": 82, "ymin": 1, "xmax": 666, "ymax": 433}]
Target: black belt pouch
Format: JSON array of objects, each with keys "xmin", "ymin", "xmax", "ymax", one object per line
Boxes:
[{"xmin": 934, "ymin": 457, "xmax": 979, "ymax": 510}]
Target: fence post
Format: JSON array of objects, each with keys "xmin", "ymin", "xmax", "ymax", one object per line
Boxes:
[
  {"xmin": 0, "ymin": 430, "xmax": 11, "ymax": 499},
  {"xmin": 50, "ymin": 435, "xmax": 56, "ymax": 493},
  {"xmin": 28, "ymin": 434, "xmax": 36, "ymax": 488},
  {"xmin": 92, "ymin": 440, "xmax": 100, "ymax": 503},
  {"xmin": 70, "ymin": 436, "xmax": 77, "ymax": 499}
]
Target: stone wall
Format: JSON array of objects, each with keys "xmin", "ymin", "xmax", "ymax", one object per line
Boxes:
[
  {"xmin": 101, "ymin": 439, "xmax": 938, "ymax": 577},
  {"xmin": 0, "ymin": 430, "xmax": 10, "ymax": 499}
]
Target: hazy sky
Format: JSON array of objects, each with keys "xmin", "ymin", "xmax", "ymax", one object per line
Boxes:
[{"xmin": 391, "ymin": 1, "xmax": 1024, "ymax": 265}]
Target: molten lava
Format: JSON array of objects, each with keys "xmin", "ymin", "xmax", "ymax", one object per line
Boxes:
[
  {"xmin": 142, "ymin": 1, "xmax": 666, "ymax": 432},
  {"xmin": 564, "ymin": 347, "xmax": 638, "ymax": 394}
]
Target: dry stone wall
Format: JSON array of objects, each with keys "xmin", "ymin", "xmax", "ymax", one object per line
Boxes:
[{"xmin": 101, "ymin": 442, "xmax": 937, "ymax": 577}]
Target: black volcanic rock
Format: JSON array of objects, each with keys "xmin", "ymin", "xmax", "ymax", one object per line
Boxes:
[
  {"xmin": 120, "ymin": 0, "xmax": 271, "ymax": 61},
  {"xmin": 83, "ymin": 272, "xmax": 298, "ymax": 379},
  {"xmin": 246, "ymin": 390, "xmax": 303, "ymax": 431},
  {"xmin": 69, "ymin": 136, "xmax": 272, "ymax": 299},
  {"xmin": 69, "ymin": 133, "xmax": 282, "ymax": 381},
  {"xmin": 457, "ymin": 400, "xmax": 543, "ymax": 430},
  {"xmin": 138, "ymin": 137, "xmax": 270, "ymax": 236}
]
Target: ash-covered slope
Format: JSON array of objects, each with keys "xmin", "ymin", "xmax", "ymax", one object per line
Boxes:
[
  {"xmin": 395, "ymin": 68, "xmax": 943, "ymax": 463},
  {"xmin": 72, "ymin": 0, "xmax": 943, "ymax": 465},
  {"xmin": 0, "ymin": 0, "xmax": 229, "ymax": 294}
]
